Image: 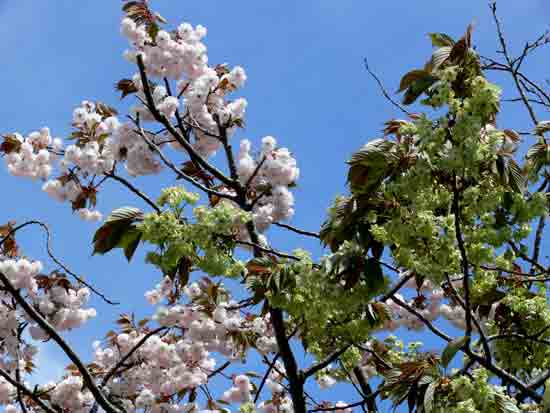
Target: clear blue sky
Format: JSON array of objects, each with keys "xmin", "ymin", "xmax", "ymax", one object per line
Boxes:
[{"xmin": 0, "ymin": 0, "xmax": 548, "ymax": 407}]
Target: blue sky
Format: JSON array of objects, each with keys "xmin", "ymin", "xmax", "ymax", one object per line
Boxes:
[{"xmin": 0, "ymin": 0, "xmax": 549, "ymax": 409}]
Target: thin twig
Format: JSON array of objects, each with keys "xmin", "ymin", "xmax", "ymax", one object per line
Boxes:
[
  {"xmin": 364, "ymin": 58, "xmax": 411, "ymax": 116},
  {"xmin": 490, "ymin": 2, "xmax": 539, "ymax": 126},
  {"xmin": 208, "ymin": 361, "xmax": 232, "ymax": 379},
  {"xmin": 132, "ymin": 123, "xmax": 236, "ymax": 202},
  {"xmin": 254, "ymin": 353, "xmax": 281, "ymax": 403},
  {"xmin": 308, "ymin": 392, "xmax": 381, "ymax": 413},
  {"xmin": 273, "ymin": 222, "xmax": 320, "ymax": 239},
  {"xmin": 105, "ymin": 172, "xmax": 161, "ymax": 213},
  {"xmin": 452, "ymin": 176, "xmax": 473, "ymax": 342},
  {"xmin": 1, "ymin": 221, "xmax": 118, "ymax": 305}
]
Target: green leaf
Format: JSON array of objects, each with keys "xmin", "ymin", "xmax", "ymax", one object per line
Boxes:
[
  {"xmin": 423, "ymin": 380, "xmax": 438, "ymax": 413},
  {"xmin": 362, "ymin": 257, "xmax": 385, "ymax": 294},
  {"xmin": 428, "ymin": 33, "xmax": 455, "ymax": 48},
  {"xmin": 117, "ymin": 227, "xmax": 142, "ymax": 262},
  {"xmin": 402, "ymin": 75, "xmax": 438, "ymax": 105},
  {"xmin": 92, "ymin": 206, "xmax": 144, "ymax": 257},
  {"xmin": 507, "ymin": 159, "xmax": 526, "ymax": 194},
  {"xmin": 535, "ymin": 121, "xmax": 550, "ymax": 135},
  {"xmin": 398, "ymin": 70, "xmax": 431, "ymax": 93},
  {"xmin": 440, "ymin": 336, "xmax": 468, "ymax": 368},
  {"xmin": 494, "ymin": 392, "xmax": 521, "ymax": 413},
  {"xmin": 429, "ymin": 46, "xmax": 452, "ymax": 71},
  {"xmin": 348, "ymin": 139, "xmax": 396, "ymax": 166},
  {"xmin": 104, "ymin": 206, "xmax": 144, "ymax": 224},
  {"xmin": 526, "ymin": 143, "xmax": 550, "ymax": 175}
]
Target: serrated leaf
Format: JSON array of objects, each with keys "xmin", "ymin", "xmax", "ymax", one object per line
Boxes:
[
  {"xmin": 507, "ymin": 159, "xmax": 526, "ymax": 194},
  {"xmin": 417, "ymin": 375, "xmax": 434, "ymax": 386},
  {"xmin": 535, "ymin": 120, "xmax": 550, "ymax": 135},
  {"xmin": 428, "ymin": 33, "xmax": 455, "ymax": 48},
  {"xmin": 246, "ymin": 256, "xmax": 276, "ymax": 275},
  {"xmin": 503, "ymin": 129, "xmax": 521, "ymax": 143},
  {"xmin": 348, "ymin": 139, "xmax": 397, "ymax": 165},
  {"xmin": 402, "ymin": 75, "xmax": 438, "ymax": 105},
  {"xmin": 117, "ymin": 227, "xmax": 142, "ymax": 262},
  {"xmin": 398, "ymin": 70, "xmax": 431, "ymax": 93},
  {"xmin": 429, "ymin": 46, "xmax": 452, "ymax": 72},
  {"xmin": 154, "ymin": 11, "xmax": 168, "ymax": 24},
  {"xmin": 441, "ymin": 336, "xmax": 468, "ymax": 368},
  {"xmin": 92, "ymin": 222, "xmax": 130, "ymax": 255},
  {"xmin": 494, "ymin": 392, "xmax": 521, "ymax": 413},
  {"xmin": 424, "ymin": 380, "xmax": 437, "ymax": 413},
  {"xmin": 93, "ymin": 207, "xmax": 143, "ymax": 256},
  {"xmin": 104, "ymin": 206, "xmax": 144, "ymax": 224}
]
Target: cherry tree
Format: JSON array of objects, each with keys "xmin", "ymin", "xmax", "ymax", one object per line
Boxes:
[{"xmin": 1, "ymin": 1, "xmax": 550, "ymax": 412}]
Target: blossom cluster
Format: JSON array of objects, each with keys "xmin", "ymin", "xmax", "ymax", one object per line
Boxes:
[
  {"xmin": 50, "ymin": 376, "xmax": 94, "ymax": 413},
  {"xmin": 4, "ymin": 127, "xmax": 60, "ymax": 180},
  {"xmin": 88, "ymin": 276, "xmax": 280, "ymax": 412},
  {"xmin": 0, "ymin": 258, "xmax": 96, "ymax": 339},
  {"xmin": 230, "ymin": 136, "xmax": 299, "ymax": 242},
  {"xmin": 0, "ymin": 256, "xmax": 98, "ymax": 410},
  {"xmin": 383, "ymin": 273, "xmax": 488, "ymax": 332},
  {"xmin": 121, "ymin": 16, "xmax": 250, "ymax": 158}
]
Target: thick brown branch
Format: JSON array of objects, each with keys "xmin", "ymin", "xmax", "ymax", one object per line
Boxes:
[{"xmin": 269, "ymin": 308, "xmax": 306, "ymax": 413}]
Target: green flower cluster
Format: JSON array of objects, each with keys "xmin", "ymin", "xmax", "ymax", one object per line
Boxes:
[
  {"xmin": 266, "ymin": 247, "xmax": 387, "ymax": 356},
  {"xmin": 139, "ymin": 188, "xmax": 249, "ymax": 277},
  {"xmin": 434, "ymin": 368, "xmax": 520, "ymax": 413},
  {"xmin": 491, "ymin": 288, "xmax": 550, "ymax": 371},
  {"xmin": 366, "ymin": 68, "xmax": 546, "ymax": 287}
]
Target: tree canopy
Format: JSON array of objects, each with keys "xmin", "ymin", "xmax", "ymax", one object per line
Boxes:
[{"xmin": 1, "ymin": 1, "xmax": 550, "ymax": 413}]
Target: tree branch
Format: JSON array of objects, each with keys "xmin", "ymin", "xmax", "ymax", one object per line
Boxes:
[
  {"xmin": 132, "ymin": 123, "xmax": 237, "ymax": 202},
  {"xmin": 364, "ymin": 58, "xmax": 411, "ymax": 117},
  {"xmin": 0, "ymin": 271, "xmax": 123, "ymax": 413},
  {"xmin": 0, "ymin": 367, "xmax": 58, "ymax": 413},
  {"xmin": 135, "ymin": 54, "xmax": 235, "ymax": 188},
  {"xmin": 1, "ymin": 220, "xmax": 118, "ymax": 305},
  {"xmin": 254, "ymin": 353, "xmax": 281, "ymax": 404},
  {"xmin": 302, "ymin": 345, "xmax": 351, "ymax": 379},
  {"xmin": 269, "ymin": 307, "xmax": 306, "ymax": 413},
  {"xmin": 105, "ymin": 171, "xmax": 161, "ymax": 213},
  {"xmin": 452, "ymin": 177, "xmax": 473, "ymax": 342},
  {"xmin": 490, "ymin": 2, "xmax": 540, "ymax": 126},
  {"xmin": 273, "ymin": 222, "xmax": 320, "ymax": 239},
  {"xmin": 100, "ymin": 327, "xmax": 167, "ymax": 387}
]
